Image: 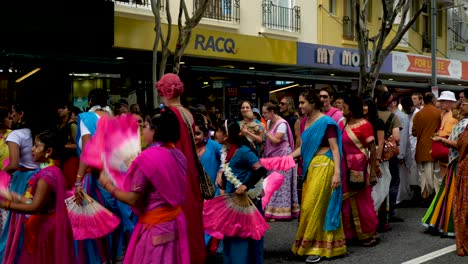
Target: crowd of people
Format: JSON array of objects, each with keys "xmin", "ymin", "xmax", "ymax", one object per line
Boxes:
[{"xmin": 0, "ymin": 75, "xmax": 467, "ymax": 264}]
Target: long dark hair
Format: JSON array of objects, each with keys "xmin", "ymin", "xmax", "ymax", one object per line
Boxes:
[
  {"xmin": 343, "ymin": 95, "xmax": 364, "ymax": 119},
  {"xmin": 218, "ymin": 119, "xmax": 257, "ymax": 154},
  {"xmin": 36, "ymin": 129, "xmax": 65, "ymax": 160},
  {"xmin": 363, "ymin": 97, "xmax": 379, "ymax": 125},
  {"xmin": 148, "ymin": 106, "xmax": 180, "ymax": 143}
]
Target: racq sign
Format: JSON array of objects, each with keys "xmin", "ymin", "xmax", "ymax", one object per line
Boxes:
[{"xmin": 194, "ymin": 34, "xmax": 237, "ymax": 54}]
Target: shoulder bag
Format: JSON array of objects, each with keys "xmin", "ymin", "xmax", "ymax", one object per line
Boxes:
[{"xmin": 382, "ymin": 113, "xmax": 399, "ymax": 161}]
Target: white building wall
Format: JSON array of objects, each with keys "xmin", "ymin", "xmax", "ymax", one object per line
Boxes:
[{"xmin": 115, "ymin": 0, "xmax": 318, "ymax": 44}]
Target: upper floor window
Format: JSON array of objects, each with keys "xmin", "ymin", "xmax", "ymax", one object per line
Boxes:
[
  {"xmin": 262, "ymin": 0, "xmax": 301, "ymax": 32},
  {"xmin": 329, "ymin": 0, "xmax": 336, "ymax": 15},
  {"xmin": 195, "ymin": 0, "xmax": 240, "ymax": 23}
]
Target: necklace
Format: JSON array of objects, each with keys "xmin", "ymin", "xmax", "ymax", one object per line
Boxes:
[
  {"xmin": 197, "ymin": 145, "xmax": 206, "ymax": 157},
  {"xmin": 220, "ymin": 146, "xmax": 263, "ymax": 198}
]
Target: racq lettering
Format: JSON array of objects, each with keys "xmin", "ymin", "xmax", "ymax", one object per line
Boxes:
[{"xmin": 194, "ymin": 34, "xmax": 236, "ymax": 54}]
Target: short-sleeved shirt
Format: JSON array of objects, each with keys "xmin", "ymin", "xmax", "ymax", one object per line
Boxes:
[
  {"xmin": 268, "ymin": 121, "xmax": 288, "ymax": 141},
  {"xmin": 226, "ymin": 145, "xmax": 259, "ymax": 194},
  {"xmin": 6, "ymin": 128, "xmax": 39, "ymax": 169},
  {"xmin": 378, "ymin": 110, "xmax": 401, "ymax": 138}
]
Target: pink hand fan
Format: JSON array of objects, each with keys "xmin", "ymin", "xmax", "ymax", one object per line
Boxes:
[
  {"xmin": 203, "ymin": 193, "xmax": 269, "ymax": 240},
  {"xmin": 82, "ymin": 113, "xmax": 141, "ymax": 189},
  {"xmin": 262, "ymin": 172, "xmax": 285, "ymax": 210},
  {"xmin": 0, "ymin": 171, "xmax": 11, "ymax": 200},
  {"xmin": 65, "ymin": 193, "xmax": 121, "ymax": 240},
  {"xmin": 260, "ymin": 156, "xmax": 296, "ymax": 171}
]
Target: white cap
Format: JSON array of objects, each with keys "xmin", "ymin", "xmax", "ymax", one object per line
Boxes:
[{"xmin": 437, "ymin": 91, "xmax": 457, "ymax": 102}]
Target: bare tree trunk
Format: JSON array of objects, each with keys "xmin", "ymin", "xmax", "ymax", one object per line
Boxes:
[
  {"xmin": 151, "ymin": 0, "xmax": 162, "ymax": 107},
  {"xmin": 355, "ymin": 0, "xmax": 428, "ymax": 96},
  {"xmin": 173, "ymin": 0, "xmax": 210, "ymax": 74}
]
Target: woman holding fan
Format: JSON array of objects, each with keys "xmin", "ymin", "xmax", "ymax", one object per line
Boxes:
[
  {"xmin": 98, "ymin": 106, "xmax": 189, "ymax": 263},
  {"xmin": 74, "ymin": 89, "xmax": 134, "ymax": 264},
  {"xmin": 0, "ymin": 130, "xmax": 75, "ymax": 264},
  {"xmin": 213, "ymin": 120, "xmax": 267, "ymax": 264},
  {"xmin": 261, "ymin": 100, "xmax": 299, "ymax": 221}
]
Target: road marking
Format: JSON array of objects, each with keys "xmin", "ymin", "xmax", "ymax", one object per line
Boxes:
[{"xmin": 401, "ymin": 245, "xmax": 456, "ymax": 264}]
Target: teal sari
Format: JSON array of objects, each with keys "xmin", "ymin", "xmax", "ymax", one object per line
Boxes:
[{"xmin": 301, "ymin": 116, "xmax": 343, "ymax": 231}]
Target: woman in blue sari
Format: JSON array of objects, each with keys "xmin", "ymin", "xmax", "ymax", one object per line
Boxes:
[
  {"xmin": 74, "ymin": 89, "xmax": 135, "ymax": 264},
  {"xmin": 290, "ymin": 89, "xmax": 347, "ymax": 263},
  {"xmin": 215, "ymin": 120, "xmax": 267, "ymax": 264}
]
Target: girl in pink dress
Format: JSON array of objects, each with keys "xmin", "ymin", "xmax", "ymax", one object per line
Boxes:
[{"xmin": 0, "ymin": 130, "xmax": 75, "ymax": 264}]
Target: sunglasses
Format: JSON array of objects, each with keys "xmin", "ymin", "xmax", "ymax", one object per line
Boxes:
[
  {"xmin": 279, "ymin": 102, "xmax": 287, "ymax": 106},
  {"xmin": 320, "ymin": 95, "xmax": 329, "ymax": 99},
  {"xmin": 137, "ymin": 119, "xmax": 143, "ymax": 123}
]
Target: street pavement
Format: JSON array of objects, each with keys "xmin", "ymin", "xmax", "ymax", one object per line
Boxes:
[{"xmin": 263, "ymin": 207, "xmax": 465, "ymax": 263}]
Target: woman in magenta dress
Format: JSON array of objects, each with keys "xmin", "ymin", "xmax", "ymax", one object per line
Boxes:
[
  {"xmin": 340, "ymin": 95, "xmax": 379, "ymax": 246},
  {"xmin": 98, "ymin": 106, "xmax": 189, "ymax": 264},
  {"xmin": 0, "ymin": 130, "xmax": 75, "ymax": 264}
]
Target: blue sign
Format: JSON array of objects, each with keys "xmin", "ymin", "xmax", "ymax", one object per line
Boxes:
[{"xmin": 297, "ymin": 43, "xmax": 392, "ymax": 73}]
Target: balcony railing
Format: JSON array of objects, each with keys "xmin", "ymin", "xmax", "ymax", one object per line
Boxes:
[
  {"xmin": 262, "ymin": 1, "xmax": 301, "ymax": 32},
  {"xmin": 115, "ymin": 0, "xmax": 152, "ymax": 9},
  {"xmin": 195, "ymin": 0, "xmax": 240, "ymax": 23}
]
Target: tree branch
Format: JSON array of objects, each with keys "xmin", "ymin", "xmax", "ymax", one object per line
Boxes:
[
  {"xmin": 382, "ymin": 0, "xmax": 427, "ymax": 58},
  {"xmin": 173, "ymin": 0, "xmax": 210, "ymax": 74}
]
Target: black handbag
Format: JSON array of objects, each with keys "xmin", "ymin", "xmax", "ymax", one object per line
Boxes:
[{"xmin": 179, "ymin": 108, "xmax": 216, "ymax": 199}]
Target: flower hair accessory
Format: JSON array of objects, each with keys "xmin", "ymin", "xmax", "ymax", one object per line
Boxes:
[{"xmin": 224, "ymin": 120, "xmax": 229, "ymax": 137}]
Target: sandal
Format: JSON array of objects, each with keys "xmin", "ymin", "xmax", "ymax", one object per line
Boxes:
[{"xmin": 361, "ymin": 237, "xmax": 379, "ymax": 247}]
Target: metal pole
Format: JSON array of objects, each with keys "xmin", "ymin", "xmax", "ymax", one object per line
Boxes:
[{"xmin": 431, "ymin": 0, "xmax": 437, "ymax": 89}]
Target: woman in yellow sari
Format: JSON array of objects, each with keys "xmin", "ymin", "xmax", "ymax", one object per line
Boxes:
[{"xmin": 291, "ymin": 89, "xmax": 346, "ymax": 263}]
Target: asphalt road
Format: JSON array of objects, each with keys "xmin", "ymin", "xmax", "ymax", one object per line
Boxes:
[{"xmin": 263, "ymin": 207, "xmax": 465, "ymax": 264}]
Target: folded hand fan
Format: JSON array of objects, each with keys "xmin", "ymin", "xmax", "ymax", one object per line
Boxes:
[
  {"xmin": 0, "ymin": 171, "xmax": 11, "ymax": 200},
  {"xmin": 65, "ymin": 193, "xmax": 121, "ymax": 240},
  {"xmin": 262, "ymin": 172, "xmax": 285, "ymax": 210},
  {"xmin": 260, "ymin": 156, "xmax": 296, "ymax": 171},
  {"xmin": 203, "ymin": 193, "xmax": 269, "ymax": 240}
]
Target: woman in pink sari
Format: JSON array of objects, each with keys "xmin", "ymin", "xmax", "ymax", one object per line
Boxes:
[
  {"xmin": 99, "ymin": 106, "xmax": 189, "ymax": 263},
  {"xmin": 155, "ymin": 73, "xmax": 206, "ymax": 264},
  {"xmin": 0, "ymin": 130, "xmax": 75, "ymax": 264},
  {"xmin": 340, "ymin": 95, "xmax": 379, "ymax": 247}
]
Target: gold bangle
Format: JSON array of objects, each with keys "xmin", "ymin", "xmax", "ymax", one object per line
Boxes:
[{"xmin": 5, "ymin": 200, "xmax": 11, "ymax": 210}]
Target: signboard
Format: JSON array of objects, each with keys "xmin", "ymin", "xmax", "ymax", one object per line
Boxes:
[
  {"xmin": 392, "ymin": 52, "xmax": 462, "ymax": 79},
  {"xmin": 297, "ymin": 43, "xmax": 393, "ymax": 73},
  {"xmin": 115, "ymin": 17, "xmax": 296, "ymax": 65}
]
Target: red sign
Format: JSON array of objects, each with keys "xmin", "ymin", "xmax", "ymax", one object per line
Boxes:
[
  {"xmin": 462, "ymin": 61, "xmax": 468, "ymax": 80},
  {"xmin": 406, "ymin": 55, "xmax": 450, "ymax": 76},
  {"xmin": 227, "ymin": 87, "xmax": 238, "ymax": 97}
]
